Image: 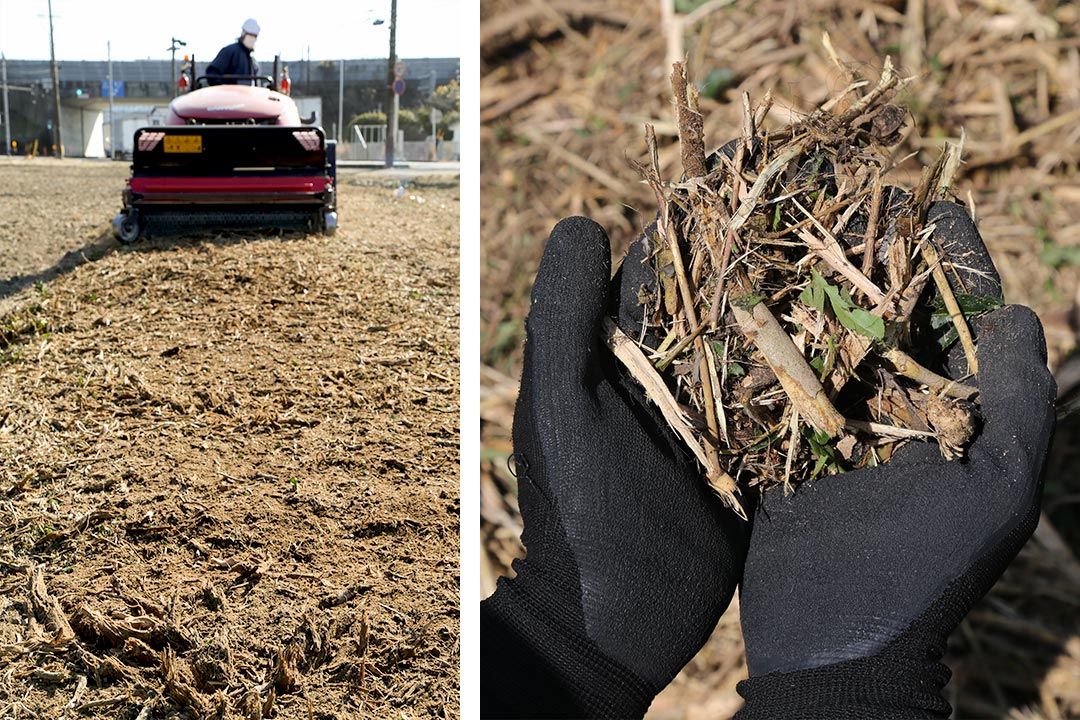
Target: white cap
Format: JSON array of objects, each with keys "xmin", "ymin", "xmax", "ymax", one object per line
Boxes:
[{"xmin": 241, "ymin": 18, "xmax": 260, "ymax": 35}]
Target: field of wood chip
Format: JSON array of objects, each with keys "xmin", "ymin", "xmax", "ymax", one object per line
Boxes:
[
  {"xmin": 1, "ymin": 158, "xmax": 460, "ymax": 719},
  {"xmin": 481, "ymin": 2, "xmax": 1080, "ymax": 717}
]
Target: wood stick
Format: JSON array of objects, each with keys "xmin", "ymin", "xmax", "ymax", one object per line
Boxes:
[
  {"xmin": 892, "ymin": 267, "xmax": 933, "ymax": 329},
  {"xmin": 752, "ymin": 91, "xmax": 773, "ymax": 131},
  {"xmin": 837, "ymin": 56, "xmax": 906, "ymax": 125},
  {"xmin": 604, "ymin": 318, "xmax": 744, "ymax": 516},
  {"xmin": 729, "ymin": 142, "xmax": 807, "ymax": 233},
  {"xmin": 922, "ymin": 241, "xmax": 979, "ymax": 374},
  {"xmin": 660, "ymin": 75, "xmax": 732, "ymax": 501},
  {"xmin": 29, "ymin": 565, "xmax": 75, "ymax": 645},
  {"xmin": 846, "ymin": 419, "xmax": 936, "ymax": 439},
  {"xmin": 731, "ymin": 298, "xmax": 845, "ymax": 437},
  {"xmin": 1010, "ymin": 107, "xmax": 1080, "ymax": 147},
  {"xmin": 937, "ymin": 130, "xmax": 965, "ymax": 197},
  {"xmin": 77, "ymin": 696, "xmax": 127, "ymax": 712},
  {"xmin": 603, "ymin": 319, "xmax": 711, "ymax": 470},
  {"xmin": 655, "ymin": 320, "xmax": 709, "ymax": 372},
  {"xmin": 782, "ymin": 408, "xmax": 800, "ymax": 494},
  {"xmin": 821, "ymin": 31, "xmax": 853, "ymax": 80},
  {"xmin": 660, "ymin": 0, "xmax": 681, "ymax": 70},
  {"xmin": 66, "ymin": 674, "xmax": 87, "ymax": 712},
  {"xmin": 861, "ymin": 168, "xmax": 884, "ymax": 278},
  {"xmin": 793, "ymin": 199, "xmax": 887, "ymax": 304},
  {"xmin": 881, "ymin": 347, "xmax": 980, "ymax": 401},
  {"xmin": 707, "ymin": 150, "xmax": 745, "ymax": 330},
  {"xmin": 703, "ymin": 339, "xmax": 729, "ymax": 444},
  {"xmin": 671, "ymin": 62, "xmax": 707, "ymax": 179},
  {"xmin": 740, "ymin": 91, "xmax": 754, "ymax": 155}
]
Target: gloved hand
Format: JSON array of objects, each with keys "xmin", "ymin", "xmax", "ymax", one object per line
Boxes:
[
  {"xmin": 735, "ymin": 204, "xmax": 1056, "ymax": 719},
  {"xmin": 481, "ymin": 217, "xmax": 751, "ymax": 718}
]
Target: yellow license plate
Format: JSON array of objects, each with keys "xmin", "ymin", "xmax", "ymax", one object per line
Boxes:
[{"xmin": 164, "ymin": 135, "xmax": 202, "ymax": 153}]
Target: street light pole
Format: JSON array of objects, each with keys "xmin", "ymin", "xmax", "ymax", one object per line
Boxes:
[
  {"xmin": 168, "ymin": 38, "xmax": 187, "ymax": 98},
  {"xmin": 383, "ymin": 0, "xmax": 397, "ymax": 168},
  {"xmin": 2, "ymin": 54, "xmax": 10, "ymax": 156},
  {"xmin": 108, "ymin": 42, "xmax": 117, "ymax": 160},
  {"xmin": 47, "ymin": 0, "xmax": 64, "ymax": 158}
]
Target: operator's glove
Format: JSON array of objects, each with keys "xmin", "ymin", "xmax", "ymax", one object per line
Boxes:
[
  {"xmin": 481, "ymin": 217, "xmax": 750, "ymax": 718},
  {"xmin": 735, "ymin": 203, "xmax": 1056, "ymax": 719}
]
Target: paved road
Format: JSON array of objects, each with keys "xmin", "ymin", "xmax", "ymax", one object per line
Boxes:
[{"xmin": 338, "ymin": 160, "xmax": 459, "ymax": 179}]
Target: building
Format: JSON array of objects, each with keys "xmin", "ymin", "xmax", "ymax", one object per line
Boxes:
[{"xmin": 1, "ymin": 57, "xmax": 459, "ymax": 158}]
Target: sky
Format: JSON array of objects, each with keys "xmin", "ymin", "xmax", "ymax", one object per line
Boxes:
[{"xmin": 0, "ymin": 0, "xmax": 462, "ymax": 61}]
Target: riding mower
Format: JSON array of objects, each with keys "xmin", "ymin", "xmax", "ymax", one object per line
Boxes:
[{"xmin": 113, "ymin": 56, "xmax": 337, "ymax": 242}]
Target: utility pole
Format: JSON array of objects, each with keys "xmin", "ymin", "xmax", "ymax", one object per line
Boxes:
[
  {"xmin": 168, "ymin": 38, "xmax": 187, "ymax": 97},
  {"xmin": 384, "ymin": 0, "xmax": 397, "ymax": 168},
  {"xmin": 338, "ymin": 59, "xmax": 344, "ymax": 143},
  {"xmin": 2, "ymin": 54, "xmax": 10, "ymax": 156},
  {"xmin": 108, "ymin": 42, "xmax": 117, "ymax": 159},
  {"xmin": 47, "ymin": 0, "xmax": 64, "ymax": 158}
]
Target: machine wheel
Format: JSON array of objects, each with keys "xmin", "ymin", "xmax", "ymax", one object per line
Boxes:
[
  {"xmin": 322, "ymin": 210, "xmax": 338, "ymax": 236},
  {"xmin": 117, "ymin": 212, "xmax": 141, "ymax": 244}
]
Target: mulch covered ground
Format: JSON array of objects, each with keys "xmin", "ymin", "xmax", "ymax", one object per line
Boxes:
[
  {"xmin": 1, "ymin": 158, "xmax": 460, "ymax": 719},
  {"xmin": 480, "ymin": 2, "xmax": 1080, "ymax": 717}
]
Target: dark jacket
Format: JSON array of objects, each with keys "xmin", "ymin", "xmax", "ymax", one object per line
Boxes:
[{"xmin": 205, "ymin": 41, "xmax": 257, "ymax": 85}]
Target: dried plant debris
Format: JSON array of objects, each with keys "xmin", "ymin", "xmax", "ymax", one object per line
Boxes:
[{"xmin": 618, "ymin": 57, "xmax": 1000, "ymax": 512}]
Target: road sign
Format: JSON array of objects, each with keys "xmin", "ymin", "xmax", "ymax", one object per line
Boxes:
[
  {"xmin": 394, "ymin": 61, "xmax": 406, "ymax": 78},
  {"xmin": 101, "ymin": 80, "xmax": 125, "ymax": 98},
  {"xmin": 393, "ymin": 78, "xmax": 406, "ymax": 96}
]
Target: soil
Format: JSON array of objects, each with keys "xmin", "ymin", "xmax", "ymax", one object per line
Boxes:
[{"xmin": 0, "ymin": 158, "xmax": 460, "ymax": 719}]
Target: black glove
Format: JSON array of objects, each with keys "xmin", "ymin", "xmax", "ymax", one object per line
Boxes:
[
  {"xmin": 735, "ymin": 205, "xmax": 1056, "ymax": 719},
  {"xmin": 481, "ymin": 217, "xmax": 750, "ymax": 718}
]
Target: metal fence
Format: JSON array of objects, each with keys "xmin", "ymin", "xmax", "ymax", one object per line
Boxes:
[{"xmin": 344, "ymin": 124, "xmax": 458, "ymax": 162}]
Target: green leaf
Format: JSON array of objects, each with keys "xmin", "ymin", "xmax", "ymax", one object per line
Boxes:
[
  {"xmin": 747, "ymin": 430, "xmax": 781, "ymax": 452},
  {"xmin": 799, "ymin": 276, "xmax": 826, "ymax": 312},
  {"xmin": 927, "ymin": 293, "xmax": 1003, "ymax": 352},
  {"xmin": 929, "ymin": 315, "xmax": 959, "ymax": 351},
  {"xmin": 928, "ymin": 292, "xmax": 1003, "ymax": 316},
  {"xmin": 825, "ymin": 335, "xmax": 838, "ymax": 372},
  {"xmin": 801, "ymin": 270, "xmax": 884, "ymax": 341},
  {"xmin": 1040, "ymin": 240, "xmax": 1080, "ymax": 269},
  {"xmin": 832, "ymin": 286, "xmax": 885, "ymax": 341},
  {"xmin": 675, "ymin": 0, "xmax": 714, "ymax": 11},
  {"xmin": 699, "ymin": 68, "xmax": 736, "ymax": 99},
  {"xmin": 811, "ymin": 452, "xmax": 831, "ymax": 479},
  {"xmin": 733, "ymin": 292, "xmax": 764, "ymax": 311},
  {"xmin": 483, "ymin": 320, "xmax": 522, "ymax": 362},
  {"xmin": 711, "ymin": 340, "xmax": 746, "ymax": 377},
  {"xmin": 811, "ymin": 334, "xmax": 839, "ymax": 381},
  {"xmin": 803, "ymin": 427, "xmax": 841, "ymax": 479},
  {"xmin": 805, "ymin": 427, "xmax": 831, "ymax": 455}
]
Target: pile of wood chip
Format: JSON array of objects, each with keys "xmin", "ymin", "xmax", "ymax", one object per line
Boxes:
[{"xmin": 615, "ymin": 58, "xmax": 992, "ymax": 512}]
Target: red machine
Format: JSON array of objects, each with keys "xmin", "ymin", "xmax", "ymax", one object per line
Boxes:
[{"xmin": 113, "ymin": 57, "xmax": 336, "ymax": 242}]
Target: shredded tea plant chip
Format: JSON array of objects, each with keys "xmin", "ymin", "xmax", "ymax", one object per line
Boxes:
[{"xmin": 609, "ymin": 56, "xmax": 999, "ymax": 515}]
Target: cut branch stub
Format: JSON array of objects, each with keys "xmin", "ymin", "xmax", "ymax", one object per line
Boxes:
[
  {"xmin": 731, "ymin": 296, "xmax": 846, "ymax": 437},
  {"xmin": 671, "ymin": 61, "xmax": 707, "ymax": 179}
]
